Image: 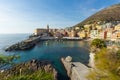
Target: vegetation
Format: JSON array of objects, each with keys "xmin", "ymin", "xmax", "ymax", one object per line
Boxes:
[
  {"xmin": 74, "ymin": 4, "xmax": 120, "ymax": 27},
  {"xmin": 5, "ymin": 70, "xmax": 53, "ymax": 80},
  {"xmin": 0, "ymin": 68, "xmax": 53, "ymax": 80},
  {"xmin": 90, "ymin": 38, "xmax": 106, "ymax": 49},
  {"xmin": 88, "ymin": 48, "xmax": 120, "ymax": 80},
  {"xmin": 0, "ymin": 54, "xmax": 20, "ymax": 64},
  {"xmin": 0, "ymin": 56, "xmax": 54, "ymax": 80}
]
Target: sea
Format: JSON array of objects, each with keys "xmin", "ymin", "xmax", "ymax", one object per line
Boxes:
[{"xmin": 0, "ymin": 34, "xmax": 90, "ymax": 80}]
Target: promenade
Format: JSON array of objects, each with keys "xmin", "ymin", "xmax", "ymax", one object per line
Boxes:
[{"xmin": 40, "ymin": 37, "xmax": 82, "ymax": 41}]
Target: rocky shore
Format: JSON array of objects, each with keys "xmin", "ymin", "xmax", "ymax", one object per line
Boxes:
[
  {"xmin": 5, "ymin": 36, "xmax": 40, "ymax": 51},
  {"xmin": 61, "ymin": 56, "xmax": 90, "ymax": 80},
  {"xmin": 0, "ymin": 59, "xmax": 58, "ymax": 80}
]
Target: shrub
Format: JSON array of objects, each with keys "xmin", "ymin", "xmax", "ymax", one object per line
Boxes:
[
  {"xmin": 88, "ymin": 48, "xmax": 120, "ymax": 80},
  {"xmin": 91, "ymin": 39, "xmax": 106, "ymax": 49}
]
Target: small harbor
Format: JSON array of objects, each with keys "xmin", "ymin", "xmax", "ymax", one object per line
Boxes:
[{"xmin": 0, "ymin": 35, "xmax": 90, "ymax": 80}]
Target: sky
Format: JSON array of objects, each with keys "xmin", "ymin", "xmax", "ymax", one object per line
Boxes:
[{"xmin": 0, "ymin": 0, "xmax": 120, "ymax": 33}]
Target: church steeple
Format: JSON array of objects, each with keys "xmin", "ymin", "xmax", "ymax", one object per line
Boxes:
[{"xmin": 47, "ymin": 24, "xmax": 49, "ymax": 33}]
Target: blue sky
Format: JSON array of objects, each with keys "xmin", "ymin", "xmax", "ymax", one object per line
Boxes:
[{"xmin": 0, "ymin": 0, "xmax": 120, "ymax": 33}]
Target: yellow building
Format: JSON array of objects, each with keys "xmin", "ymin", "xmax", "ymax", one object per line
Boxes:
[
  {"xmin": 96, "ymin": 25, "xmax": 102, "ymax": 30},
  {"xmin": 34, "ymin": 25, "xmax": 50, "ymax": 35},
  {"xmin": 34, "ymin": 29, "xmax": 47, "ymax": 35},
  {"xmin": 71, "ymin": 30, "xmax": 77, "ymax": 37},
  {"xmin": 68, "ymin": 30, "xmax": 77, "ymax": 37},
  {"xmin": 117, "ymin": 32, "xmax": 120, "ymax": 39},
  {"xmin": 77, "ymin": 30, "xmax": 87, "ymax": 39},
  {"xmin": 75, "ymin": 27, "xmax": 80, "ymax": 30},
  {"xmin": 115, "ymin": 24, "xmax": 120, "ymax": 31}
]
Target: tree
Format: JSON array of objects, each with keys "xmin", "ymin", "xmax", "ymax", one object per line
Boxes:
[{"xmin": 91, "ymin": 38, "xmax": 106, "ymax": 49}]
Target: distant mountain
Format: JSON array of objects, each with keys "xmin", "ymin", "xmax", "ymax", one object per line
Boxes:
[{"xmin": 74, "ymin": 3, "xmax": 120, "ymax": 27}]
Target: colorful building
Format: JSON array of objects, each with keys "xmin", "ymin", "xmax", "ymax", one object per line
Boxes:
[
  {"xmin": 90, "ymin": 30, "xmax": 98, "ymax": 39},
  {"xmin": 77, "ymin": 30, "xmax": 86, "ymax": 39},
  {"xmin": 34, "ymin": 28, "xmax": 48, "ymax": 35}
]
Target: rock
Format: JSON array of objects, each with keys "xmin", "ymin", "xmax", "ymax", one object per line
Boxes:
[
  {"xmin": 1, "ymin": 59, "xmax": 58, "ymax": 80},
  {"xmin": 61, "ymin": 57, "xmax": 90, "ymax": 80},
  {"xmin": 0, "ymin": 70, "xmax": 4, "ymax": 73},
  {"xmin": 5, "ymin": 37, "xmax": 40, "ymax": 52},
  {"xmin": 88, "ymin": 53, "xmax": 95, "ymax": 68},
  {"xmin": 65, "ymin": 56, "xmax": 72, "ymax": 62},
  {"xmin": 61, "ymin": 57, "xmax": 72, "ymax": 78}
]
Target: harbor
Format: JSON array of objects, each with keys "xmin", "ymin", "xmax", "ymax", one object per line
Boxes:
[{"xmin": 0, "ymin": 35, "xmax": 90, "ymax": 80}]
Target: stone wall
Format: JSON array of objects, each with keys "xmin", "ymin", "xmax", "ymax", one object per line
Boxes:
[{"xmin": 61, "ymin": 57, "xmax": 90, "ymax": 80}]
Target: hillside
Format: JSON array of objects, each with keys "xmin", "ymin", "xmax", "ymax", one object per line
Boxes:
[{"xmin": 74, "ymin": 3, "xmax": 120, "ymax": 27}]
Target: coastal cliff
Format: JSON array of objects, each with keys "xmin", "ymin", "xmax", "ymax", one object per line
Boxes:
[{"xmin": 0, "ymin": 59, "xmax": 58, "ymax": 80}]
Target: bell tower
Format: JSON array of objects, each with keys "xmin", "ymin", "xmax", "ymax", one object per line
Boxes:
[{"xmin": 47, "ymin": 24, "xmax": 49, "ymax": 33}]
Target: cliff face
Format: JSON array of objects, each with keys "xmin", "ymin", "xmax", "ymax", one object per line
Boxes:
[{"xmin": 74, "ymin": 4, "xmax": 120, "ymax": 27}]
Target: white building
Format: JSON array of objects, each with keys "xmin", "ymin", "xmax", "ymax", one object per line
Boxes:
[{"xmin": 90, "ymin": 30, "xmax": 99, "ymax": 39}]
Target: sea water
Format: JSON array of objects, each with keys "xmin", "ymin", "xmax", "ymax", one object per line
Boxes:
[{"xmin": 0, "ymin": 34, "xmax": 90, "ymax": 80}]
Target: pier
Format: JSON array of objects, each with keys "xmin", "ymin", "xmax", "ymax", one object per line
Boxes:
[
  {"xmin": 5, "ymin": 36, "xmax": 41, "ymax": 51},
  {"xmin": 5, "ymin": 36, "xmax": 83, "ymax": 51},
  {"xmin": 61, "ymin": 57, "xmax": 90, "ymax": 80}
]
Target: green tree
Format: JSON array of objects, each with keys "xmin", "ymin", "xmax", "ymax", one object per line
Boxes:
[{"xmin": 91, "ymin": 38, "xmax": 106, "ymax": 49}]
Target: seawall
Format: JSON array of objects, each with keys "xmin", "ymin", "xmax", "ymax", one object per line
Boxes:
[
  {"xmin": 5, "ymin": 36, "xmax": 41, "ymax": 51},
  {"xmin": 61, "ymin": 57, "xmax": 90, "ymax": 80},
  {"xmin": 40, "ymin": 37, "xmax": 82, "ymax": 41}
]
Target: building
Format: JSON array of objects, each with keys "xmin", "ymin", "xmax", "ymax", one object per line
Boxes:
[
  {"xmin": 77, "ymin": 30, "xmax": 87, "ymax": 39},
  {"xmin": 116, "ymin": 32, "xmax": 120, "ymax": 39},
  {"xmin": 115, "ymin": 24, "xmax": 120, "ymax": 31},
  {"xmin": 110, "ymin": 30, "xmax": 120, "ymax": 41},
  {"xmin": 106, "ymin": 31, "xmax": 112, "ymax": 40},
  {"xmin": 98, "ymin": 31, "xmax": 104, "ymax": 39},
  {"xmin": 34, "ymin": 28, "xmax": 48, "ymax": 35},
  {"xmin": 90, "ymin": 30, "xmax": 99, "ymax": 39},
  {"xmin": 69, "ymin": 30, "xmax": 77, "ymax": 37},
  {"xmin": 34, "ymin": 25, "xmax": 50, "ymax": 35}
]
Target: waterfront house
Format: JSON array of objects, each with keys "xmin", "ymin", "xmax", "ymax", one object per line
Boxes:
[
  {"xmin": 106, "ymin": 31, "xmax": 112, "ymax": 40},
  {"xmin": 110, "ymin": 30, "xmax": 120, "ymax": 41},
  {"xmin": 54, "ymin": 32, "xmax": 63, "ymax": 38},
  {"xmin": 77, "ymin": 30, "xmax": 87, "ymax": 39},
  {"xmin": 34, "ymin": 28, "xmax": 48, "ymax": 35},
  {"xmin": 69, "ymin": 29, "xmax": 77, "ymax": 37},
  {"xmin": 98, "ymin": 31, "xmax": 104, "ymax": 39},
  {"xmin": 34, "ymin": 25, "xmax": 50, "ymax": 35},
  {"xmin": 90, "ymin": 30, "xmax": 99, "ymax": 39}
]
